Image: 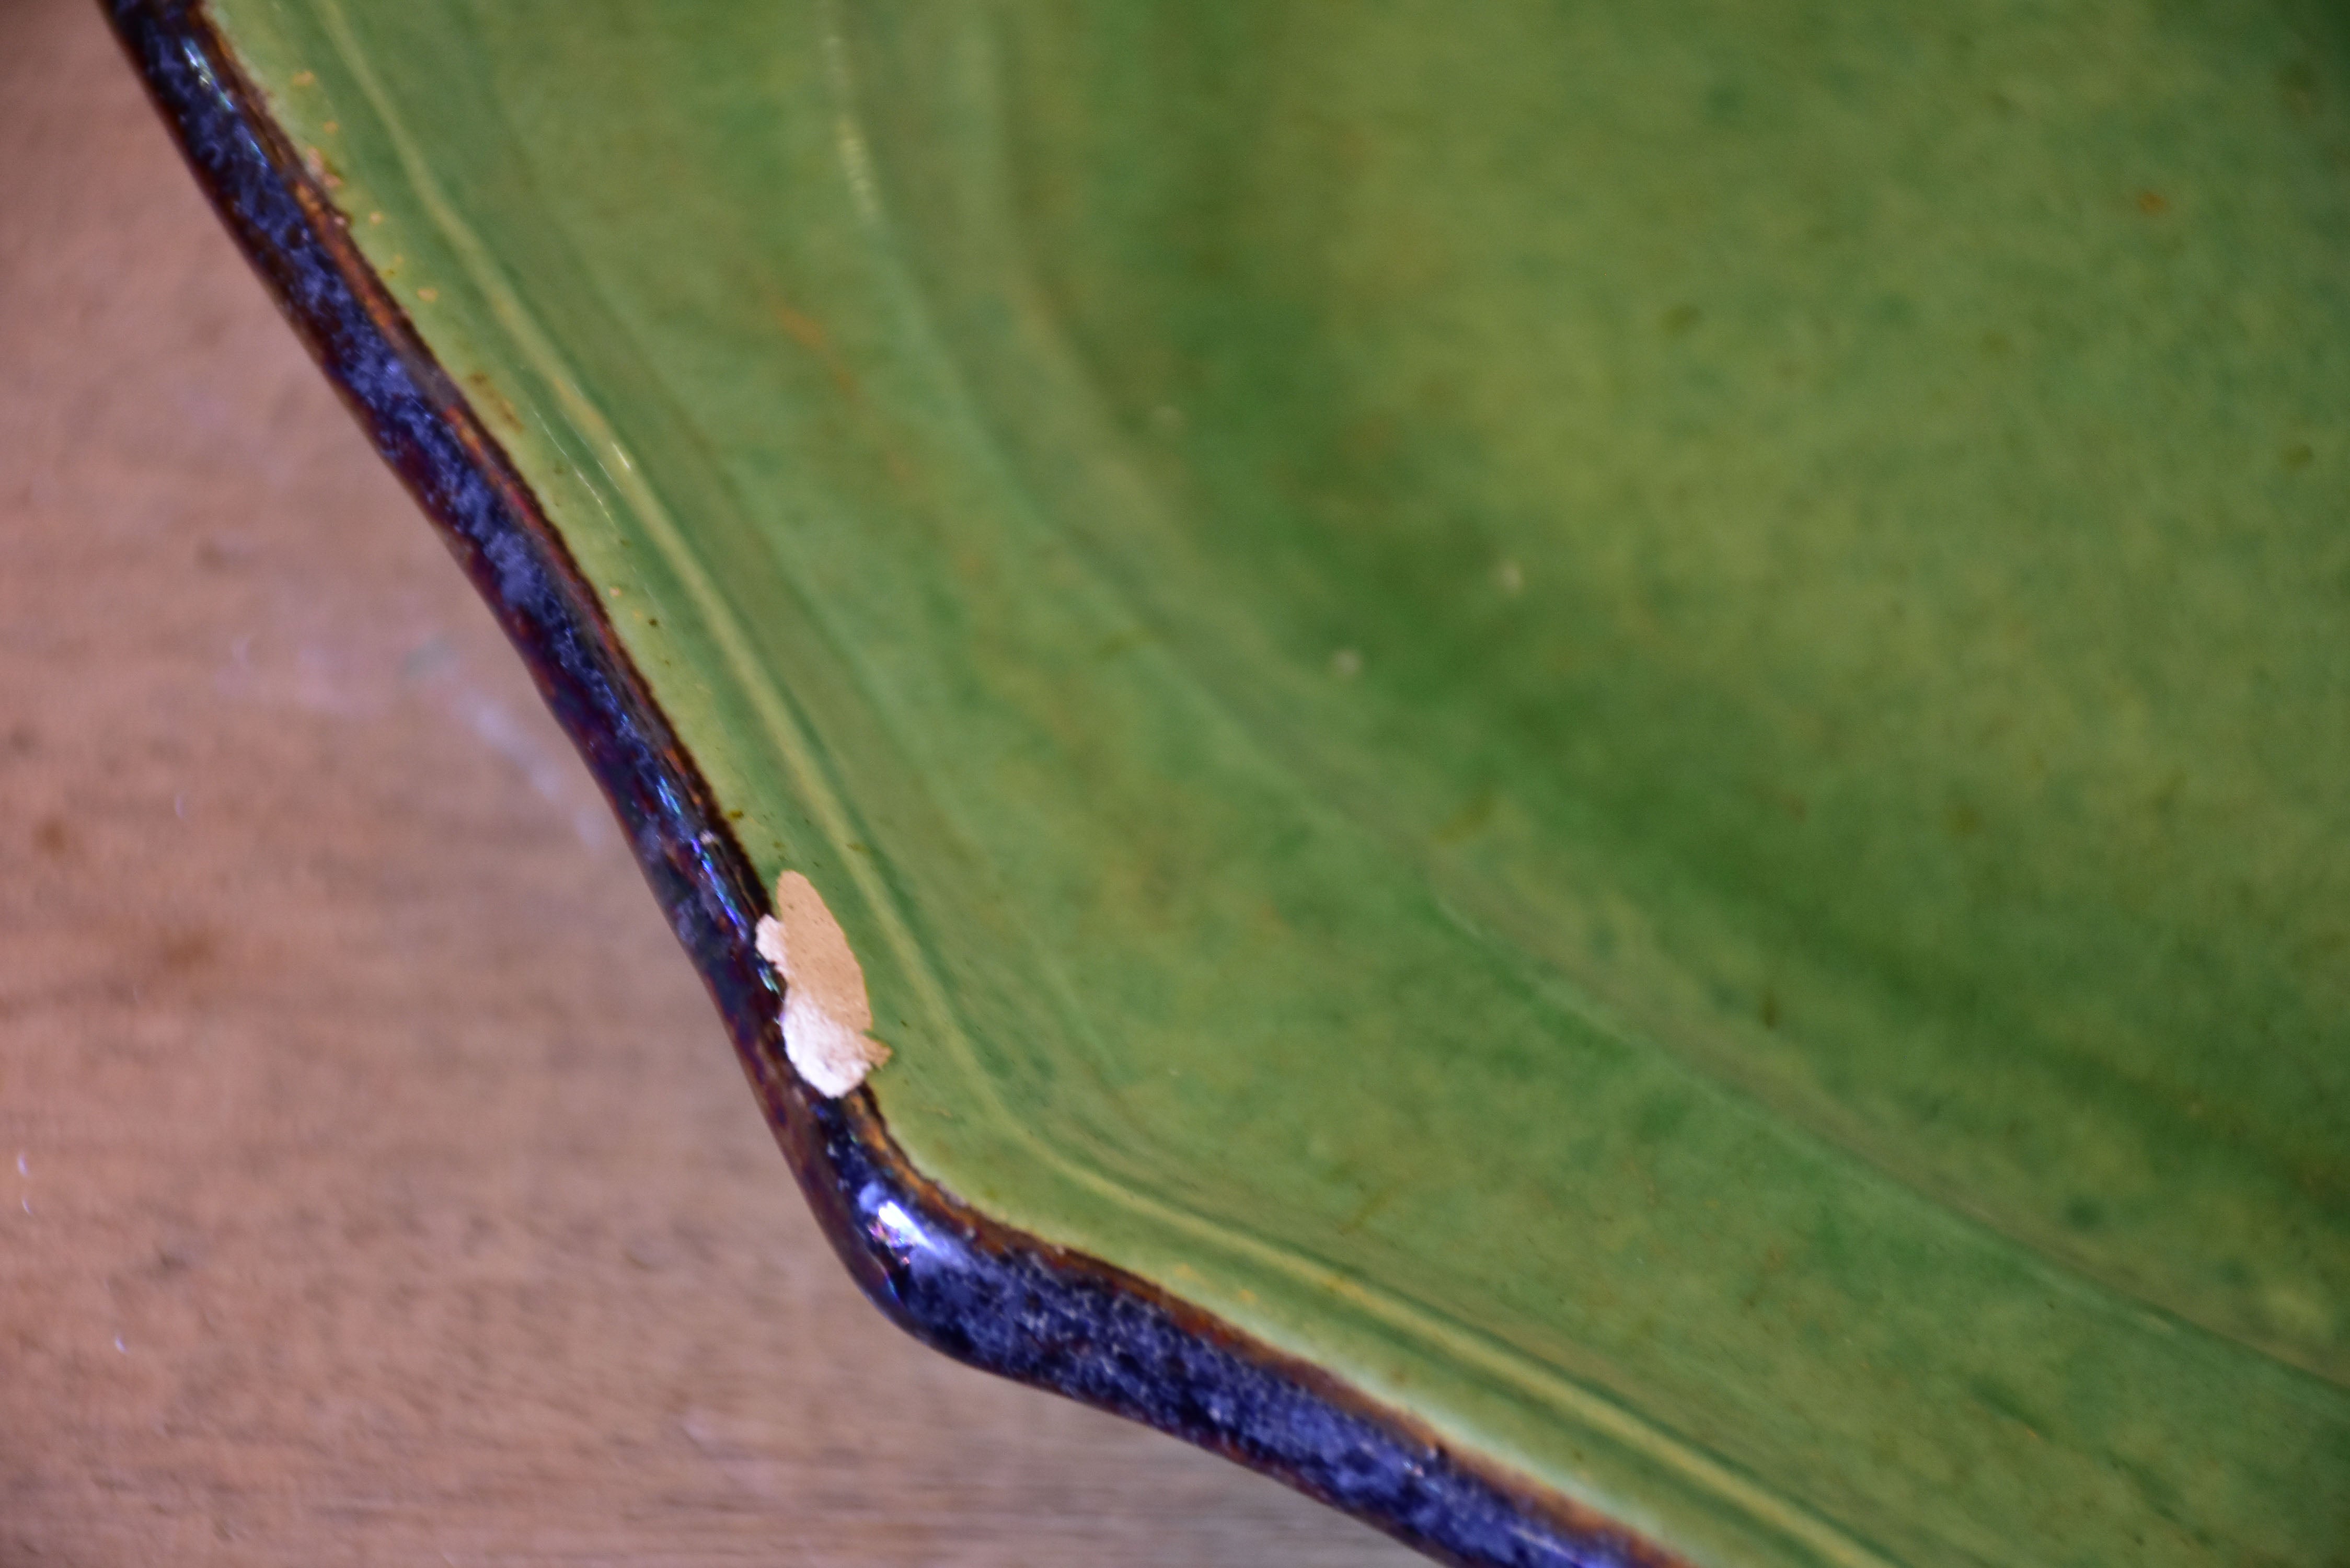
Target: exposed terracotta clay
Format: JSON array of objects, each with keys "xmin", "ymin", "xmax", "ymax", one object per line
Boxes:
[{"xmin": 755, "ymin": 871, "xmax": 889, "ymax": 1097}]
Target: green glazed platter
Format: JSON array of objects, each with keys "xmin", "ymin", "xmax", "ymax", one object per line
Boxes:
[{"xmin": 117, "ymin": 2, "xmax": 2350, "ymax": 1564}]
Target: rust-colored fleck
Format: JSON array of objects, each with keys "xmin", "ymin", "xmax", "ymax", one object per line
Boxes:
[{"xmin": 772, "ymin": 303, "xmax": 861, "ymax": 400}]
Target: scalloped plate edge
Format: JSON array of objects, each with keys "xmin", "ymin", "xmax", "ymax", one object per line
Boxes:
[{"xmin": 98, "ymin": 5, "xmax": 1701, "ymax": 1565}]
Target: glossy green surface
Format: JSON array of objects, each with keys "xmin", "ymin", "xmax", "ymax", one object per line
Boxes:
[{"xmin": 206, "ymin": 3, "xmax": 2350, "ymax": 1563}]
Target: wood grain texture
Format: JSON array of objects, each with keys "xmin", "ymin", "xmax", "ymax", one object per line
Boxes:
[{"xmin": 0, "ymin": 3, "xmax": 1421, "ymax": 1562}]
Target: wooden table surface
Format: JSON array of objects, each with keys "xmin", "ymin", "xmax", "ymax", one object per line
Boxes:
[{"xmin": 0, "ymin": 4, "xmax": 1421, "ymax": 1560}]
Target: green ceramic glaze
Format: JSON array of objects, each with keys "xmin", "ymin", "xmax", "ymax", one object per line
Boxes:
[{"xmin": 203, "ymin": 2, "xmax": 2349, "ymax": 1563}]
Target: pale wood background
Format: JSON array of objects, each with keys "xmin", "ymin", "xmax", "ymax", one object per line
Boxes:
[{"xmin": 0, "ymin": 2, "xmax": 1420, "ymax": 1560}]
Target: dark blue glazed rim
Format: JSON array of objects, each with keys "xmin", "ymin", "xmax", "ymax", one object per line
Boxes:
[{"xmin": 102, "ymin": 7, "xmax": 1687, "ymax": 1564}]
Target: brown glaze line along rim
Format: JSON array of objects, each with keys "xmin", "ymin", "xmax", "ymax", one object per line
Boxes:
[{"xmin": 101, "ymin": 5, "xmax": 1694, "ymax": 1565}]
